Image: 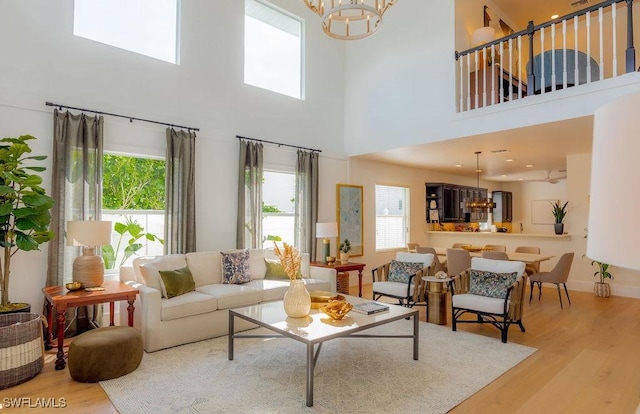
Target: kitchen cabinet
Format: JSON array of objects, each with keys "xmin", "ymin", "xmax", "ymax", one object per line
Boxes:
[
  {"xmin": 426, "ymin": 183, "xmax": 487, "ymax": 223},
  {"xmin": 492, "ymin": 191, "xmax": 513, "ymax": 223}
]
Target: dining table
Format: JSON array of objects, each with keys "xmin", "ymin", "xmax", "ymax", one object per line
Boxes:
[{"xmin": 432, "ymin": 247, "xmax": 555, "ymax": 264}]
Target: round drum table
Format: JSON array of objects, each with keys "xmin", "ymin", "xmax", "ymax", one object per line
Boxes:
[{"xmin": 422, "ymin": 276, "xmax": 452, "ymax": 325}]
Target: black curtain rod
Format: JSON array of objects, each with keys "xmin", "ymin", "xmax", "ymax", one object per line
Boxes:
[
  {"xmin": 235, "ymin": 135, "xmax": 321, "ymax": 153},
  {"xmin": 45, "ymin": 101, "xmax": 200, "ymax": 132}
]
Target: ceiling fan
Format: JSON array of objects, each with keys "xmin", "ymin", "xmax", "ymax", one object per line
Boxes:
[{"xmin": 527, "ymin": 170, "xmax": 567, "ymax": 184}]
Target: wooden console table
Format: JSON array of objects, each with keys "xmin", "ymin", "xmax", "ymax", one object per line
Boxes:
[
  {"xmin": 310, "ymin": 261, "xmax": 366, "ymax": 297},
  {"xmin": 42, "ymin": 280, "xmax": 139, "ymax": 370}
]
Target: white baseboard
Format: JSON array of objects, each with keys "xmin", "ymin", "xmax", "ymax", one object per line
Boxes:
[{"xmin": 566, "ymin": 280, "xmax": 640, "ymax": 299}]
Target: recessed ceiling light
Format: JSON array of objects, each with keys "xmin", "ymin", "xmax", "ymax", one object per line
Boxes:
[
  {"xmin": 551, "ymin": 14, "xmax": 559, "ymax": 19},
  {"xmin": 518, "ymin": 178, "xmax": 524, "ymax": 181},
  {"xmin": 455, "ymin": 164, "xmax": 463, "ymax": 168},
  {"xmin": 505, "ymin": 159, "xmax": 513, "ymax": 162},
  {"xmin": 526, "ymin": 164, "xmax": 535, "ymax": 168},
  {"xmin": 501, "ymin": 174, "xmax": 507, "ymax": 177}
]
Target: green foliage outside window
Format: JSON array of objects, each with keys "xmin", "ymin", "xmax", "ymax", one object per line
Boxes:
[{"xmin": 102, "ymin": 154, "xmax": 165, "ymax": 210}]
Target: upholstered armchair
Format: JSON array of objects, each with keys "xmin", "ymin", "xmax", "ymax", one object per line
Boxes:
[
  {"xmin": 372, "ymin": 252, "xmax": 433, "ymax": 308},
  {"xmin": 449, "ymin": 258, "xmax": 527, "ymax": 343}
]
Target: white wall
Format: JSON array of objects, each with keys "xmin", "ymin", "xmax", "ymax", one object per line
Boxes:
[{"xmin": 0, "ymin": 1, "xmax": 349, "ymax": 310}]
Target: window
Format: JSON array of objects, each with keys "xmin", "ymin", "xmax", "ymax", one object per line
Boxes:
[
  {"xmin": 375, "ymin": 185, "xmax": 410, "ymax": 251},
  {"xmin": 262, "ymin": 170, "xmax": 296, "ymax": 248},
  {"xmin": 102, "ymin": 154, "xmax": 165, "ymax": 269},
  {"xmin": 74, "ymin": 0, "xmax": 180, "ymax": 64},
  {"xmin": 244, "ymin": 0, "xmax": 303, "ymax": 99}
]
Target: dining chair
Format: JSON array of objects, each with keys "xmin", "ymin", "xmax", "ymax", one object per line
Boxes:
[
  {"xmin": 481, "ymin": 251, "xmax": 509, "ymax": 260},
  {"xmin": 446, "ymin": 248, "xmax": 471, "ymax": 277},
  {"xmin": 406, "ymin": 242, "xmax": 420, "ymax": 253},
  {"xmin": 529, "ymin": 252, "xmax": 575, "ymax": 309},
  {"xmin": 515, "ymin": 246, "xmax": 541, "ymax": 276},
  {"xmin": 416, "ymin": 246, "xmax": 446, "ymax": 274},
  {"xmin": 483, "ymin": 244, "xmax": 506, "ymax": 252}
]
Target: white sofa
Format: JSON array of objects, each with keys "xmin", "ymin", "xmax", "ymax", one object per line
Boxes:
[{"xmin": 119, "ymin": 249, "xmax": 334, "ymax": 352}]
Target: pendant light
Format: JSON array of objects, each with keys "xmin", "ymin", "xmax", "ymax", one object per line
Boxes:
[{"xmin": 465, "ymin": 152, "xmax": 495, "ymax": 211}]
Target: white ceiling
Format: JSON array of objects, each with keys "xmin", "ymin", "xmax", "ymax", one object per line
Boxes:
[{"xmin": 355, "ymin": 0, "xmax": 595, "ymax": 183}]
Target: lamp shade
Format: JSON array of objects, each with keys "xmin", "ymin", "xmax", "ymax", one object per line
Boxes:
[
  {"xmin": 316, "ymin": 222, "xmax": 338, "ymax": 238},
  {"xmin": 66, "ymin": 221, "xmax": 112, "ymax": 247},
  {"xmin": 588, "ymin": 93, "xmax": 640, "ymax": 270},
  {"xmin": 471, "ymin": 26, "xmax": 495, "ymax": 47}
]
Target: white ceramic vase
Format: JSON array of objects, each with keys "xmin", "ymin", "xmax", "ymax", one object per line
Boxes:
[{"xmin": 283, "ymin": 280, "xmax": 311, "ymax": 318}]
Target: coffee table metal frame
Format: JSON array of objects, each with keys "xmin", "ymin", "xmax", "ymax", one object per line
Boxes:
[{"xmin": 228, "ymin": 296, "xmax": 419, "ymax": 407}]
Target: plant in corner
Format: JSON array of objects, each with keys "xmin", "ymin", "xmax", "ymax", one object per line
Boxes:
[
  {"xmin": 551, "ymin": 200, "xmax": 568, "ymax": 235},
  {"xmin": 339, "ymin": 239, "xmax": 351, "ymax": 264},
  {"xmin": 592, "ymin": 260, "xmax": 613, "ymax": 298},
  {"xmin": 0, "ymin": 135, "xmax": 55, "ymax": 313}
]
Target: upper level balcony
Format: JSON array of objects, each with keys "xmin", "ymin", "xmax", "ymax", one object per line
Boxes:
[{"xmin": 456, "ymin": 0, "xmax": 639, "ymax": 113}]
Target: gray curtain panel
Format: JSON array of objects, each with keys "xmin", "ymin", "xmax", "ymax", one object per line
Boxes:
[
  {"xmin": 236, "ymin": 140, "xmax": 263, "ymax": 249},
  {"xmin": 47, "ymin": 109, "xmax": 104, "ymax": 334},
  {"xmin": 294, "ymin": 150, "xmax": 319, "ymax": 258},
  {"xmin": 165, "ymin": 128, "xmax": 196, "ymax": 254}
]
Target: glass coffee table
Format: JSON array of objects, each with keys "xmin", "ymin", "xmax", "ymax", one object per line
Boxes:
[{"xmin": 228, "ymin": 295, "xmax": 419, "ymax": 407}]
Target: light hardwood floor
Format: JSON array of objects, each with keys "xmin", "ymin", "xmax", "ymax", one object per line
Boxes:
[{"xmin": 3, "ymin": 284, "xmax": 640, "ymax": 413}]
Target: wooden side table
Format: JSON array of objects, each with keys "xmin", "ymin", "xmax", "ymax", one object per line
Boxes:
[
  {"xmin": 310, "ymin": 261, "xmax": 366, "ymax": 297},
  {"xmin": 422, "ymin": 276, "xmax": 452, "ymax": 325},
  {"xmin": 42, "ymin": 280, "xmax": 139, "ymax": 370}
]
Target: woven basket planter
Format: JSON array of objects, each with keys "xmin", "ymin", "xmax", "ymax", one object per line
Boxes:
[
  {"xmin": 337, "ymin": 272, "xmax": 350, "ymax": 295},
  {"xmin": 0, "ymin": 313, "xmax": 45, "ymax": 389},
  {"xmin": 594, "ymin": 282, "xmax": 611, "ymax": 298}
]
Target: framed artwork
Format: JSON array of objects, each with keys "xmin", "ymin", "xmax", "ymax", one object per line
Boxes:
[
  {"xmin": 531, "ymin": 199, "xmax": 558, "ymax": 224},
  {"xmin": 336, "ymin": 184, "xmax": 363, "ymax": 257}
]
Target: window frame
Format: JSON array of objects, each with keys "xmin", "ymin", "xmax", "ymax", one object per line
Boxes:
[{"xmin": 375, "ymin": 184, "xmax": 411, "ymax": 252}]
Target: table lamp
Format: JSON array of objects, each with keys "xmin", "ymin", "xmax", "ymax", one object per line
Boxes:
[
  {"xmin": 316, "ymin": 222, "xmax": 338, "ymax": 263},
  {"xmin": 66, "ymin": 220, "xmax": 112, "ymax": 287}
]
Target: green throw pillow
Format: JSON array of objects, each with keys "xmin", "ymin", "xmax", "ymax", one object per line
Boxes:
[
  {"xmin": 264, "ymin": 258, "xmax": 301, "ymax": 280},
  {"xmin": 159, "ymin": 267, "xmax": 196, "ymax": 299}
]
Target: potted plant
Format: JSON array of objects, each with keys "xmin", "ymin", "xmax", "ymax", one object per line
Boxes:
[
  {"xmin": 339, "ymin": 239, "xmax": 351, "ymax": 264},
  {"xmin": 551, "ymin": 201, "xmax": 568, "ymax": 235},
  {"xmin": 0, "ymin": 135, "xmax": 54, "ymax": 313},
  {"xmin": 592, "ymin": 260, "xmax": 613, "ymax": 298}
]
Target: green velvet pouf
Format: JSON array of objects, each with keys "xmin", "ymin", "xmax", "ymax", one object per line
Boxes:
[{"xmin": 68, "ymin": 326, "xmax": 143, "ymax": 383}]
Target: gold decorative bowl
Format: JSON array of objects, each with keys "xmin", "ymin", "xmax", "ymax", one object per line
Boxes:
[
  {"xmin": 65, "ymin": 282, "xmax": 82, "ymax": 291},
  {"xmin": 461, "ymin": 245, "xmax": 483, "ymax": 252},
  {"xmin": 320, "ymin": 300, "xmax": 353, "ymax": 320}
]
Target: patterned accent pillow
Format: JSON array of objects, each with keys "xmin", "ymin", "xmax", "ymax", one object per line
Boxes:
[
  {"xmin": 221, "ymin": 250, "xmax": 252, "ymax": 284},
  {"xmin": 469, "ymin": 269, "xmax": 518, "ymax": 299},
  {"xmin": 388, "ymin": 260, "xmax": 424, "ymax": 284}
]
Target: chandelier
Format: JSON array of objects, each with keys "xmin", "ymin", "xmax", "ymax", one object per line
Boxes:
[
  {"xmin": 302, "ymin": 0, "xmax": 398, "ymax": 40},
  {"xmin": 466, "ymin": 152, "xmax": 495, "ymax": 211}
]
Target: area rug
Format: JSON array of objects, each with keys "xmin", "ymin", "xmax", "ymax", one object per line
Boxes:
[{"xmin": 100, "ymin": 320, "xmax": 536, "ymax": 413}]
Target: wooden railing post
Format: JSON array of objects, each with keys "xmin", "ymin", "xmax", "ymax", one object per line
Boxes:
[
  {"xmin": 626, "ymin": 0, "xmax": 636, "ymax": 72},
  {"xmin": 526, "ymin": 21, "xmax": 536, "ymax": 96}
]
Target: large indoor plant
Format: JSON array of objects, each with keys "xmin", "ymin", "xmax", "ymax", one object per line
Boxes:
[
  {"xmin": 551, "ymin": 201, "xmax": 568, "ymax": 235},
  {"xmin": 0, "ymin": 135, "xmax": 54, "ymax": 312}
]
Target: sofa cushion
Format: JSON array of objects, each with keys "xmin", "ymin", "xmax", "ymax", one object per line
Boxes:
[
  {"xmin": 221, "ymin": 250, "xmax": 252, "ymax": 284},
  {"xmin": 249, "ymin": 249, "xmax": 267, "ymax": 280},
  {"xmin": 160, "ymin": 291, "xmax": 219, "ymax": 321},
  {"xmin": 245, "ymin": 279, "xmax": 290, "ymax": 302},
  {"xmin": 139, "ymin": 255, "xmax": 187, "ymax": 294},
  {"xmin": 469, "ymin": 269, "xmax": 518, "ymax": 299},
  {"xmin": 196, "ymin": 284, "xmax": 263, "ymax": 309},
  {"xmin": 452, "ymin": 293, "xmax": 508, "ymax": 314},
  {"xmin": 159, "ymin": 267, "xmax": 196, "ymax": 299},
  {"xmin": 388, "ymin": 260, "xmax": 423, "ymax": 283},
  {"xmin": 186, "ymin": 252, "xmax": 223, "ymax": 286}
]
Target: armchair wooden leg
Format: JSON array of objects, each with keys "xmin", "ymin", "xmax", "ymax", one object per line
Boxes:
[{"xmin": 517, "ymin": 320, "xmax": 526, "ymax": 332}]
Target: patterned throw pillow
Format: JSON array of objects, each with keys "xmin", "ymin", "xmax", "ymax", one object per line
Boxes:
[
  {"xmin": 469, "ymin": 269, "xmax": 518, "ymax": 299},
  {"xmin": 221, "ymin": 250, "xmax": 252, "ymax": 284},
  {"xmin": 388, "ymin": 260, "xmax": 424, "ymax": 284}
]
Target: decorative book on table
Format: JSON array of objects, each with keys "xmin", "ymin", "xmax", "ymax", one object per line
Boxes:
[{"xmin": 351, "ymin": 302, "xmax": 389, "ymax": 315}]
